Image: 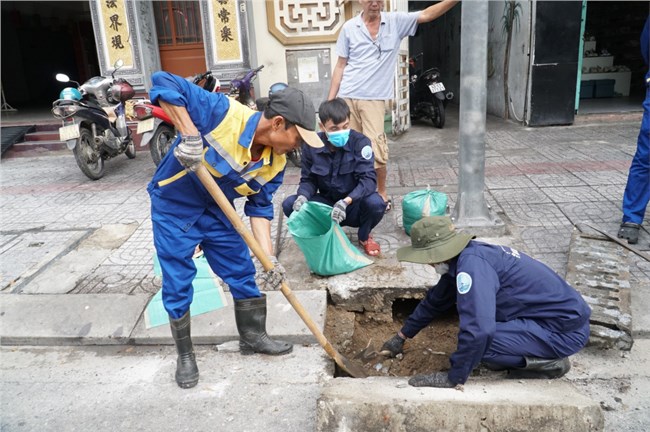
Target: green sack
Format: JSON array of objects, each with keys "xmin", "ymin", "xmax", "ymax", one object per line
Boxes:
[
  {"xmin": 402, "ymin": 188, "xmax": 448, "ymax": 236},
  {"xmin": 287, "ymin": 201, "xmax": 373, "ymax": 276}
]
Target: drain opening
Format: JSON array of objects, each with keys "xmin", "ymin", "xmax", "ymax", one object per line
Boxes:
[
  {"xmin": 325, "ymin": 300, "xmax": 459, "ymax": 378},
  {"xmin": 392, "ymin": 298, "xmax": 420, "ymax": 320}
]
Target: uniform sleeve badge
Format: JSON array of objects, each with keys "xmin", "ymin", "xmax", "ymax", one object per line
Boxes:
[
  {"xmin": 361, "ymin": 145, "xmax": 373, "ymax": 160},
  {"xmin": 456, "ymin": 272, "xmax": 473, "ymax": 294}
]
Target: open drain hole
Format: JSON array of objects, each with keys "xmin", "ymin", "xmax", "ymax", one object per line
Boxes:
[{"xmin": 325, "ymin": 300, "xmax": 459, "ymax": 378}]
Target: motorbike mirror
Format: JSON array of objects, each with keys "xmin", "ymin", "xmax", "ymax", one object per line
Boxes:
[
  {"xmin": 112, "ymin": 59, "xmax": 124, "ymax": 78},
  {"xmin": 56, "ymin": 73, "xmax": 70, "ymax": 83}
]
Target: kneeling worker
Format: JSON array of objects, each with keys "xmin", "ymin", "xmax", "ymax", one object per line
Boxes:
[
  {"xmin": 282, "ymin": 98, "xmax": 386, "ymax": 256},
  {"xmin": 381, "ymin": 216, "xmax": 591, "ymax": 388}
]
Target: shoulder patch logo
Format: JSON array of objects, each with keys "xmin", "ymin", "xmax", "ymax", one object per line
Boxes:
[
  {"xmin": 361, "ymin": 145, "xmax": 373, "ymax": 160},
  {"xmin": 456, "ymin": 272, "xmax": 473, "ymax": 295}
]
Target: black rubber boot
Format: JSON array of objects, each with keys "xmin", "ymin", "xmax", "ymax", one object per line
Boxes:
[
  {"xmin": 234, "ymin": 294, "xmax": 293, "ymax": 356},
  {"xmin": 507, "ymin": 357, "xmax": 571, "ymax": 379},
  {"xmin": 169, "ymin": 311, "xmax": 199, "ymax": 389},
  {"xmin": 617, "ymin": 222, "xmax": 640, "ymax": 244}
]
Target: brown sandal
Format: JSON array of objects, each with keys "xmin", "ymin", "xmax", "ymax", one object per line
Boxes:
[{"xmin": 359, "ymin": 236, "xmax": 380, "ymax": 257}]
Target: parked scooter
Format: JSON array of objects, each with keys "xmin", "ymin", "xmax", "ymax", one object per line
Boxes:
[
  {"xmin": 229, "ymin": 65, "xmax": 264, "ymax": 109},
  {"xmin": 408, "ymin": 53, "xmax": 453, "ymax": 128},
  {"xmin": 52, "ymin": 59, "xmax": 136, "ymax": 180},
  {"xmin": 255, "ymin": 82, "xmax": 302, "ymax": 168},
  {"xmin": 133, "ymin": 71, "xmax": 220, "ymax": 166}
]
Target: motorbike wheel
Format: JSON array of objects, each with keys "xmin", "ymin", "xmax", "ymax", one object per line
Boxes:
[
  {"xmin": 150, "ymin": 124, "xmax": 175, "ymax": 166},
  {"xmin": 73, "ymin": 127, "xmax": 105, "ymax": 180},
  {"xmin": 124, "ymin": 139, "xmax": 136, "ymax": 159},
  {"xmin": 287, "ymin": 148, "xmax": 302, "ymax": 168},
  {"xmin": 432, "ymin": 97, "xmax": 445, "ymax": 129}
]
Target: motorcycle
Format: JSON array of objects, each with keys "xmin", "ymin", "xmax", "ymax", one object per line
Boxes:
[
  {"xmin": 133, "ymin": 71, "xmax": 220, "ymax": 166},
  {"xmin": 255, "ymin": 82, "xmax": 302, "ymax": 168},
  {"xmin": 52, "ymin": 59, "xmax": 136, "ymax": 180},
  {"xmin": 229, "ymin": 65, "xmax": 264, "ymax": 109},
  {"xmin": 408, "ymin": 53, "xmax": 454, "ymax": 129}
]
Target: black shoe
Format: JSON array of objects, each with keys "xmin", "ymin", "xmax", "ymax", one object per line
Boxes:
[
  {"xmin": 234, "ymin": 294, "xmax": 293, "ymax": 356},
  {"xmin": 617, "ymin": 222, "xmax": 640, "ymax": 244},
  {"xmin": 169, "ymin": 311, "xmax": 199, "ymax": 389},
  {"xmin": 481, "ymin": 362, "xmax": 508, "ymax": 372},
  {"xmin": 507, "ymin": 357, "xmax": 570, "ymax": 379}
]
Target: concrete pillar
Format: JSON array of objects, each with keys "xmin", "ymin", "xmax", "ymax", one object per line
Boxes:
[{"xmin": 452, "ymin": 0, "xmax": 502, "ymax": 229}]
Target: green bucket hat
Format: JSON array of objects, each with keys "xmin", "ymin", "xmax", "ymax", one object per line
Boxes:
[{"xmin": 397, "ymin": 216, "xmax": 474, "ymax": 264}]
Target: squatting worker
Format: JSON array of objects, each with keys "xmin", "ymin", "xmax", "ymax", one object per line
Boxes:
[
  {"xmin": 381, "ymin": 216, "xmax": 591, "ymax": 388},
  {"xmin": 282, "ymin": 98, "xmax": 386, "ymax": 256},
  {"xmin": 148, "ymin": 71, "xmax": 323, "ymax": 389},
  {"xmin": 328, "ymin": 0, "xmax": 459, "ymax": 210}
]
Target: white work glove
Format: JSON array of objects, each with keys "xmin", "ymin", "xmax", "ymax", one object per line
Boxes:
[
  {"xmin": 254, "ymin": 256, "xmax": 286, "ymax": 291},
  {"xmin": 173, "ymin": 135, "xmax": 203, "ymax": 171},
  {"xmin": 331, "ymin": 199, "xmax": 348, "ymax": 224},
  {"xmin": 292, "ymin": 195, "xmax": 308, "ymax": 212}
]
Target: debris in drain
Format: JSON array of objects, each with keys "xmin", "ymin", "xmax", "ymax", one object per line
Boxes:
[{"xmin": 324, "ymin": 304, "xmax": 459, "ymax": 377}]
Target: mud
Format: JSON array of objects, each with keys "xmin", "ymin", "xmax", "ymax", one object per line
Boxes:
[{"xmin": 324, "ymin": 303, "xmax": 459, "ymax": 377}]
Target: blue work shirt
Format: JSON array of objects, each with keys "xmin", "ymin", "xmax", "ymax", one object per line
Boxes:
[
  {"xmin": 336, "ymin": 11, "xmax": 419, "ymax": 100},
  {"xmin": 147, "ymin": 72, "xmax": 286, "ymax": 232},
  {"xmin": 297, "ymin": 130, "xmax": 376, "ymax": 202},
  {"xmin": 401, "ymin": 241, "xmax": 591, "ymax": 385}
]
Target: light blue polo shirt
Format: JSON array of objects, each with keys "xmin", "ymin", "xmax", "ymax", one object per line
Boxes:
[{"xmin": 336, "ymin": 11, "xmax": 419, "ymax": 100}]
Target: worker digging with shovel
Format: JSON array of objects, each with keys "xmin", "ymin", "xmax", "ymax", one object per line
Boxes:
[{"xmin": 147, "ymin": 71, "xmax": 324, "ymax": 388}]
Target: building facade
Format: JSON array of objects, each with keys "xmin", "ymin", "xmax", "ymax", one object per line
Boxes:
[{"xmin": 1, "ymin": 1, "xmax": 647, "ymax": 129}]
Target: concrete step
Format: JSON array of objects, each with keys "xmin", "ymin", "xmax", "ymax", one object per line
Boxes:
[
  {"xmin": 317, "ymin": 377, "xmax": 604, "ymax": 432},
  {"xmin": 4, "ymin": 122, "xmax": 146, "ymax": 158},
  {"xmin": 24, "ymin": 130, "xmax": 61, "ymax": 141},
  {"xmin": 6, "ymin": 140, "xmax": 67, "ymax": 153},
  {"xmin": 0, "ymin": 290, "xmax": 327, "ymax": 346}
]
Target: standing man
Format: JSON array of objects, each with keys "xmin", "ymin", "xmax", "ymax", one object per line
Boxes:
[
  {"xmin": 618, "ymin": 15, "xmax": 649, "ymax": 245},
  {"xmin": 381, "ymin": 216, "xmax": 591, "ymax": 388},
  {"xmin": 148, "ymin": 71, "xmax": 323, "ymax": 389},
  {"xmin": 328, "ymin": 0, "xmax": 459, "ymax": 210},
  {"xmin": 282, "ymin": 98, "xmax": 386, "ymax": 256}
]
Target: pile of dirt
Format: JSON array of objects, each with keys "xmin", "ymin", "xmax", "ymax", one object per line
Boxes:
[{"xmin": 324, "ymin": 304, "xmax": 459, "ymax": 377}]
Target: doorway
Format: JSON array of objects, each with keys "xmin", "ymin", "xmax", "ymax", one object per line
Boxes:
[
  {"xmin": 577, "ymin": 1, "xmax": 648, "ymax": 114},
  {"xmin": 153, "ymin": 1, "xmax": 206, "ymax": 77},
  {"xmin": 1, "ymin": 1, "xmax": 98, "ymax": 110}
]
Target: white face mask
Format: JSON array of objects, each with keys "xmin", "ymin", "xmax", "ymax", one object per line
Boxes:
[{"xmin": 433, "ymin": 262, "xmax": 449, "ymax": 275}]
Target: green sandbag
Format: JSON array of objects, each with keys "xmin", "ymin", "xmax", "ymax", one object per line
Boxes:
[
  {"xmin": 402, "ymin": 189, "xmax": 448, "ymax": 235},
  {"xmin": 287, "ymin": 201, "xmax": 373, "ymax": 276}
]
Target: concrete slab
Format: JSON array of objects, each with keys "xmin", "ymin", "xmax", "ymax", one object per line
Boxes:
[
  {"xmin": 1, "ymin": 344, "xmax": 332, "ymax": 432},
  {"xmin": 21, "ymin": 223, "xmax": 139, "ymax": 294},
  {"xmin": 317, "ymin": 377, "xmax": 604, "ymax": 432},
  {"xmin": 131, "ymin": 290, "xmax": 327, "ymax": 345},
  {"xmin": 0, "ymin": 293, "xmax": 150, "ymax": 345},
  {"xmin": 566, "ymin": 232, "xmax": 633, "ymax": 350},
  {"xmin": 1, "ymin": 229, "xmax": 89, "ymax": 292}
]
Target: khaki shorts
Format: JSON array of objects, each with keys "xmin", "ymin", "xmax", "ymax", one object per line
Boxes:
[{"xmin": 344, "ymin": 99, "xmax": 388, "ymax": 168}]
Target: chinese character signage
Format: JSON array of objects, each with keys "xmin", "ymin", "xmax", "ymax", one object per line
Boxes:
[
  {"xmin": 210, "ymin": 0, "xmax": 241, "ymax": 62},
  {"xmin": 99, "ymin": 0, "xmax": 133, "ymax": 68}
]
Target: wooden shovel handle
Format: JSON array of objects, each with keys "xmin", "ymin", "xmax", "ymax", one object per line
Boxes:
[{"xmin": 194, "ymin": 165, "xmax": 366, "ymax": 378}]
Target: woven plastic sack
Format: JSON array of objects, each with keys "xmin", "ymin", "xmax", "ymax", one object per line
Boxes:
[
  {"xmin": 402, "ymin": 188, "xmax": 448, "ymax": 235},
  {"xmin": 287, "ymin": 201, "xmax": 373, "ymax": 276}
]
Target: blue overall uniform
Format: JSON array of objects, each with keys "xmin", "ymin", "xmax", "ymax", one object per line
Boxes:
[
  {"xmin": 282, "ymin": 130, "xmax": 385, "ymax": 241},
  {"xmin": 401, "ymin": 241, "xmax": 591, "ymax": 385},
  {"xmin": 622, "ymin": 16, "xmax": 650, "ymax": 225},
  {"xmin": 148, "ymin": 72, "xmax": 286, "ymax": 319}
]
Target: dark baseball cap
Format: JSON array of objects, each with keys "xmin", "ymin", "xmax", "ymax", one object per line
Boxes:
[{"xmin": 267, "ymin": 87, "xmax": 323, "ymax": 148}]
